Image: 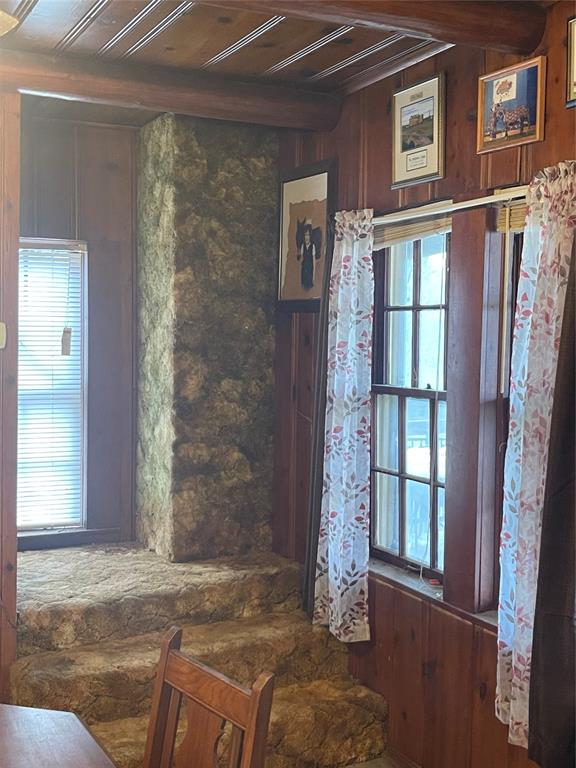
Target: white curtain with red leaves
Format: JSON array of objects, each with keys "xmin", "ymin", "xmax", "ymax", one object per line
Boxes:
[
  {"xmin": 314, "ymin": 209, "xmax": 374, "ymax": 642},
  {"xmin": 496, "ymin": 161, "xmax": 576, "ymax": 746}
]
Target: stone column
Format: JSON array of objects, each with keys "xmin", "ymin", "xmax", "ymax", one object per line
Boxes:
[{"xmin": 137, "ymin": 114, "xmax": 278, "ymax": 561}]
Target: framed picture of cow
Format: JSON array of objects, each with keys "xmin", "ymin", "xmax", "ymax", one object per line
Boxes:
[
  {"xmin": 277, "ymin": 160, "xmax": 337, "ymax": 310},
  {"xmin": 477, "ymin": 56, "xmax": 546, "ymax": 153}
]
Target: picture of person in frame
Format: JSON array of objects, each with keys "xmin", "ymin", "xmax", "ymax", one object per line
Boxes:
[{"xmin": 296, "ymin": 219, "xmax": 323, "ymax": 290}]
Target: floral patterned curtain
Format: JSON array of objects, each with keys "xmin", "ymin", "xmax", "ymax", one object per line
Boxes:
[
  {"xmin": 313, "ymin": 209, "xmax": 374, "ymax": 642},
  {"xmin": 496, "ymin": 161, "xmax": 576, "ymax": 746}
]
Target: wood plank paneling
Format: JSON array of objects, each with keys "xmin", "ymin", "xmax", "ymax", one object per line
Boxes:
[
  {"xmin": 0, "ymin": 92, "xmax": 20, "ymax": 701},
  {"xmin": 471, "ymin": 627, "xmax": 539, "ymax": 768},
  {"xmin": 75, "ymin": 124, "xmax": 136, "ymax": 540},
  {"xmin": 423, "ymin": 607, "xmax": 474, "ymax": 768},
  {"xmin": 390, "ymin": 590, "xmax": 426, "ymax": 765},
  {"xmin": 349, "ymin": 577, "xmax": 395, "ymax": 700},
  {"xmin": 271, "ymin": 311, "xmax": 294, "ymax": 558},
  {"xmin": 20, "ymin": 120, "xmax": 76, "ymax": 239}
]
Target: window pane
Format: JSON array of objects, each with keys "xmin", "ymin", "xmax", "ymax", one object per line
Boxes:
[
  {"xmin": 437, "ymin": 487, "xmax": 445, "ymax": 571},
  {"xmin": 375, "ymin": 395, "xmax": 398, "ymax": 471},
  {"xmin": 418, "ymin": 309, "xmax": 445, "ymax": 390},
  {"xmin": 387, "ymin": 311, "xmax": 412, "ymax": 386},
  {"xmin": 405, "ymin": 479, "xmax": 431, "ymax": 565},
  {"xmin": 405, "ymin": 397, "xmax": 430, "ymax": 479},
  {"xmin": 18, "ymin": 248, "xmax": 85, "ymax": 530},
  {"xmin": 419, "ymin": 234, "xmax": 447, "ymax": 305},
  {"xmin": 437, "ymin": 400, "xmax": 447, "ymax": 483},
  {"xmin": 388, "ymin": 242, "xmax": 413, "ymax": 306},
  {"xmin": 373, "ymin": 473, "xmax": 399, "ymax": 553}
]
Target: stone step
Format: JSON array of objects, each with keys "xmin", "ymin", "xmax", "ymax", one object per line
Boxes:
[
  {"xmin": 90, "ymin": 679, "xmax": 387, "ymax": 768},
  {"xmin": 12, "ymin": 612, "xmax": 347, "ymax": 724},
  {"xmin": 17, "ymin": 546, "xmax": 301, "ymax": 655}
]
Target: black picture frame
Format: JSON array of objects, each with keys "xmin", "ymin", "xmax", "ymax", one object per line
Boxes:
[
  {"xmin": 567, "ymin": 16, "xmax": 576, "ymax": 108},
  {"xmin": 277, "ymin": 159, "xmax": 337, "ymax": 313}
]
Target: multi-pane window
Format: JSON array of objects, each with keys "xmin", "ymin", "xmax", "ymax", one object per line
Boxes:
[
  {"xmin": 371, "ymin": 232, "xmax": 449, "ymax": 574},
  {"xmin": 17, "ymin": 243, "xmax": 87, "ymax": 530}
]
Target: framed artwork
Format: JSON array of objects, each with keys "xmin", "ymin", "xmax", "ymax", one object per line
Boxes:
[
  {"xmin": 567, "ymin": 17, "xmax": 576, "ymax": 107},
  {"xmin": 278, "ymin": 160, "xmax": 336, "ymax": 310},
  {"xmin": 392, "ymin": 74, "xmax": 445, "ymax": 189},
  {"xmin": 477, "ymin": 56, "xmax": 546, "ymax": 153}
]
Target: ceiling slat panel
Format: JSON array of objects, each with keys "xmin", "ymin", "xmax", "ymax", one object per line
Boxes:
[
  {"xmin": 5, "ymin": 0, "xmax": 102, "ymax": 51},
  {"xmin": 126, "ymin": 4, "xmax": 276, "ymax": 69},
  {"xmin": 311, "ymin": 35, "xmax": 420, "ymax": 87},
  {"xmin": 263, "ymin": 25, "xmax": 390, "ymax": 81},
  {"xmin": 209, "ymin": 17, "xmax": 339, "ymax": 76},
  {"xmin": 65, "ymin": 0, "xmax": 150, "ymax": 54}
]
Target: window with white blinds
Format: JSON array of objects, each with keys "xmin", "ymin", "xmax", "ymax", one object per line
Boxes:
[{"xmin": 17, "ymin": 244, "xmax": 87, "ymax": 530}]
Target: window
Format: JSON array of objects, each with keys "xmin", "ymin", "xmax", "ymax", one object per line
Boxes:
[
  {"xmin": 371, "ymin": 232, "xmax": 449, "ymax": 575},
  {"xmin": 17, "ymin": 242, "xmax": 87, "ymax": 531}
]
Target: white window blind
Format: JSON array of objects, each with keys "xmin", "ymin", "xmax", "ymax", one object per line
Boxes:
[{"xmin": 17, "ymin": 245, "xmax": 86, "ymax": 530}]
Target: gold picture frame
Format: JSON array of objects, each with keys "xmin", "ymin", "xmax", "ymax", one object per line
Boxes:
[
  {"xmin": 477, "ymin": 56, "xmax": 546, "ymax": 154},
  {"xmin": 391, "ymin": 74, "xmax": 445, "ymax": 189}
]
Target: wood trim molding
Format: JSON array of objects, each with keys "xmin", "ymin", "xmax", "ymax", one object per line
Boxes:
[
  {"xmin": 0, "ymin": 49, "xmax": 341, "ymax": 132},
  {"xmin": 202, "ymin": 0, "xmax": 546, "ymax": 54},
  {"xmin": 0, "ymin": 91, "xmax": 20, "ymax": 702}
]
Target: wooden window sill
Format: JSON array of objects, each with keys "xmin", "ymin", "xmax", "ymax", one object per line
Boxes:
[{"xmin": 369, "ymin": 558, "xmax": 497, "ymax": 631}]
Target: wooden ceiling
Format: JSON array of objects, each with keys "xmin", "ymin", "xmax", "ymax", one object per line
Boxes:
[
  {"xmin": 0, "ymin": 0, "xmax": 489, "ymax": 93},
  {"xmin": 0, "ymin": 1, "xmax": 549, "ymax": 130}
]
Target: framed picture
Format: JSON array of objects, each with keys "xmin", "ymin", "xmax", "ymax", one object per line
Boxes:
[
  {"xmin": 567, "ymin": 16, "xmax": 576, "ymax": 107},
  {"xmin": 392, "ymin": 74, "xmax": 445, "ymax": 189},
  {"xmin": 278, "ymin": 160, "xmax": 336, "ymax": 310},
  {"xmin": 477, "ymin": 56, "xmax": 546, "ymax": 153}
]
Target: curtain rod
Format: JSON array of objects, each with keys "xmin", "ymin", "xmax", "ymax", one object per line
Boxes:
[{"xmin": 372, "ymin": 185, "xmax": 528, "ymax": 227}]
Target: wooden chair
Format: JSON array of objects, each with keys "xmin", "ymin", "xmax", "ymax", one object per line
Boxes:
[{"xmin": 143, "ymin": 627, "xmax": 275, "ymax": 768}]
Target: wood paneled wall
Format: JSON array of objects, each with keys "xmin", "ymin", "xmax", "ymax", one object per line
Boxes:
[
  {"xmin": 274, "ymin": 2, "xmax": 575, "ymax": 764},
  {"xmin": 349, "ymin": 576, "xmax": 538, "ymax": 768},
  {"xmin": 20, "ymin": 111, "xmax": 137, "ymax": 544}
]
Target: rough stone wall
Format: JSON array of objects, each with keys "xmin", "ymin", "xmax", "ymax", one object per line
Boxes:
[
  {"xmin": 137, "ymin": 114, "xmax": 177, "ymax": 557},
  {"xmin": 137, "ymin": 114, "xmax": 278, "ymax": 560}
]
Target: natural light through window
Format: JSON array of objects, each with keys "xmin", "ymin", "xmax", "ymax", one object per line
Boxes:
[
  {"xmin": 372, "ymin": 232, "xmax": 449, "ymax": 573},
  {"xmin": 17, "ymin": 243, "xmax": 86, "ymax": 531}
]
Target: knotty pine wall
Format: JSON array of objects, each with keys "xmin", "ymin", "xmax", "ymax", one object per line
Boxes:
[
  {"xmin": 273, "ymin": 3, "xmax": 575, "ymax": 767},
  {"xmin": 20, "ymin": 107, "xmax": 137, "ymax": 544}
]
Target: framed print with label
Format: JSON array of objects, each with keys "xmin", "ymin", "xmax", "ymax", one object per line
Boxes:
[
  {"xmin": 392, "ymin": 74, "xmax": 445, "ymax": 189},
  {"xmin": 477, "ymin": 56, "xmax": 546, "ymax": 153}
]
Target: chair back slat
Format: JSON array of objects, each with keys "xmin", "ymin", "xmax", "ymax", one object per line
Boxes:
[
  {"xmin": 174, "ymin": 699, "xmax": 225, "ymax": 768},
  {"xmin": 159, "ymin": 689, "xmax": 182, "ymax": 768},
  {"xmin": 228, "ymin": 725, "xmax": 244, "ymax": 768},
  {"xmin": 164, "ymin": 652, "xmax": 252, "ymax": 727},
  {"xmin": 143, "ymin": 627, "xmax": 274, "ymax": 768}
]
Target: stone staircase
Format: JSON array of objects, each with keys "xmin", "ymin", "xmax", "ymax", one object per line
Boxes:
[{"xmin": 12, "ymin": 545, "xmax": 388, "ymax": 768}]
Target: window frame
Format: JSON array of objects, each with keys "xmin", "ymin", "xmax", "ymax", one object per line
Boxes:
[{"xmin": 370, "ymin": 233, "xmax": 450, "ymax": 579}]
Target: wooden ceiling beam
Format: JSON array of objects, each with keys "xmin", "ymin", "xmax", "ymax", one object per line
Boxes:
[
  {"xmin": 0, "ymin": 49, "xmax": 341, "ymax": 131},
  {"xmin": 202, "ymin": 0, "xmax": 546, "ymax": 54}
]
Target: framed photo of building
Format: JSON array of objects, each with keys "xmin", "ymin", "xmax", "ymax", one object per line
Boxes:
[
  {"xmin": 278, "ymin": 160, "xmax": 336, "ymax": 309},
  {"xmin": 477, "ymin": 56, "xmax": 546, "ymax": 153},
  {"xmin": 567, "ymin": 17, "xmax": 576, "ymax": 107},
  {"xmin": 392, "ymin": 74, "xmax": 445, "ymax": 189}
]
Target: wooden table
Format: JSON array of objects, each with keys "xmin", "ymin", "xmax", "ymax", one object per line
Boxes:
[{"xmin": 0, "ymin": 703, "xmax": 116, "ymax": 767}]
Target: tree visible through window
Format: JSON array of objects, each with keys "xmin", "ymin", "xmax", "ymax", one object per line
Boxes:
[
  {"xmin": 371, "ymin": 233, "xmax": 449, "ymax": 575},
  {"xmin": 17, "ymin": 243, "xmax": 86, "ymax": 531}
]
